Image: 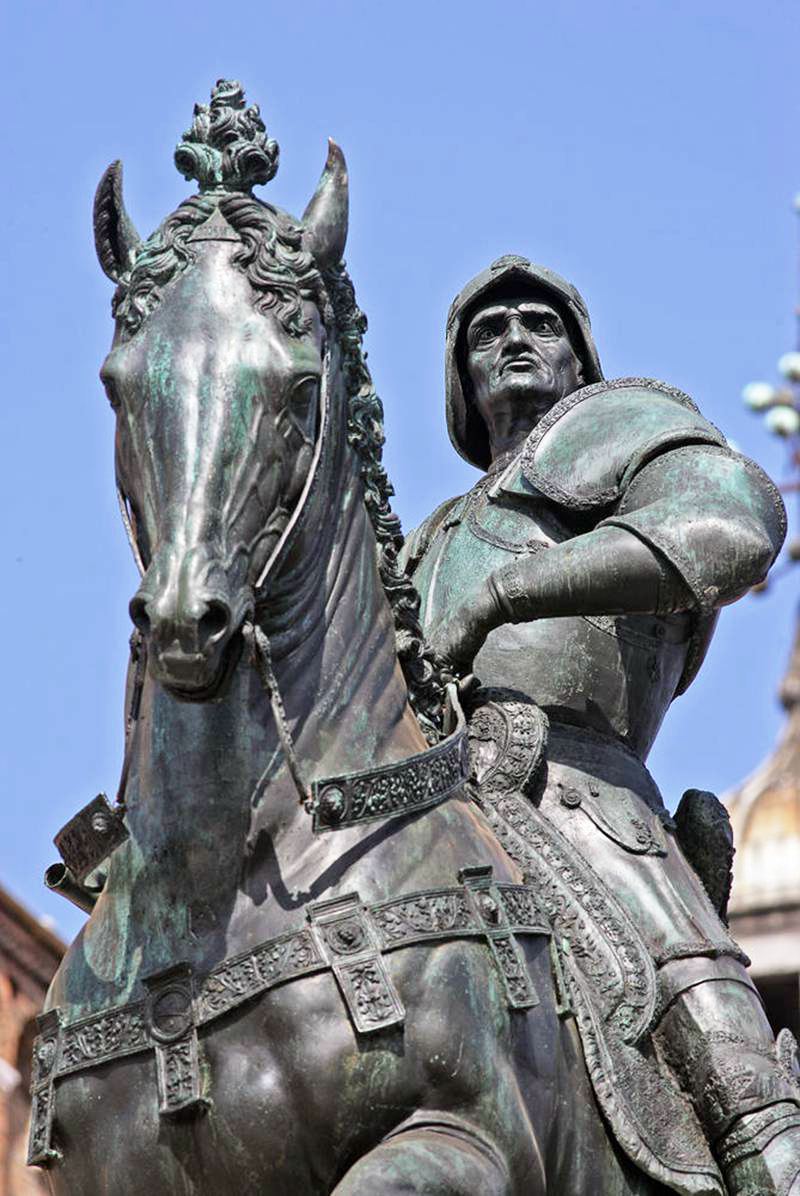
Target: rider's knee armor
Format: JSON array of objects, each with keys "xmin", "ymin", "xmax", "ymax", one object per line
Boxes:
[{"xmin": 655, "ymin": 958, "xmax": 800, "ymax": 1194}]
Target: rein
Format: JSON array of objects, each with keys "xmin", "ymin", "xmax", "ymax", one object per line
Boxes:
[{"xmin": 242, "ymin": 620, "xmax": 312, "ymax": 808}]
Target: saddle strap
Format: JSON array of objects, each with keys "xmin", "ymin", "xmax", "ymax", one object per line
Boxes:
[{"xmin": 28, "ymin": 872, "xmax": 548, "ymax": 1166}]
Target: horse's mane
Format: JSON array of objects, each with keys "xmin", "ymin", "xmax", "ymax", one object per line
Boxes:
[{"xmin": 112, "ymin": 190, "xmax": 446, "ymax": 742}]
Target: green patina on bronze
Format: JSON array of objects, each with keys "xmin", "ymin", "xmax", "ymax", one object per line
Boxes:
[{"xmin": 32, "ymin": 82, "xmax": 800, "ymax": 1196}]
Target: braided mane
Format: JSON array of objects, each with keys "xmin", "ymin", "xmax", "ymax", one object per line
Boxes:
[{"xmin": 110, "ymin": 82, "xmax": 446, "ymax": 740}]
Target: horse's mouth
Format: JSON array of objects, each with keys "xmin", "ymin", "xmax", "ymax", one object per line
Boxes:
[{"xmin": 153, "ymin": 631, "xmax": 244, "ymax": 703}]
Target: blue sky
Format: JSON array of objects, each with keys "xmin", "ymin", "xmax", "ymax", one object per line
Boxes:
[{"xmin": 2, "ymin": 0, "xmax": 799, "ymax": 941}]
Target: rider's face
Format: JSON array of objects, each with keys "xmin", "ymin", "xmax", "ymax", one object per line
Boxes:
[{"xmin": 465, "ymin": 296, "xmax": 584, "ymax": 438}]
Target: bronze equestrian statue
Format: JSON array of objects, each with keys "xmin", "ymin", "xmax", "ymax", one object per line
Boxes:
[
  {"xmin": 401, "ymin": 257, "xmax": 800, "ymax": 1193},
  {"xmin": 29, "ymin": 81, "xmax": 800, "ymax": 1194}
]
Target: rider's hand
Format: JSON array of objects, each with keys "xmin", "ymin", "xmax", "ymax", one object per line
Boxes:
[{"xmin": 427, "ymin": 580, "xmax": 503, "ymax": 673}]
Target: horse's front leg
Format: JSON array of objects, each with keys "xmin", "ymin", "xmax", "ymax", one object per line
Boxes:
[{"xmin": 332, "ymin": 1113, "xmax": 527, "ymax": 1196}]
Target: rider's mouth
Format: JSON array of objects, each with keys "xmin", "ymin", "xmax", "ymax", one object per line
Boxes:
[{"xmin": 501, "ymin": 356, "xmax": 540, "ymax": 374}]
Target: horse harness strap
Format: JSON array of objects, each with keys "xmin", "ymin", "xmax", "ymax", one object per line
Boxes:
[
  {"xmin": 243, "ymin": 621, "xmax": 314, "ymax": 808},
  {"xmin": 310, "ymin": 711, "xmax": 470, "ymax": 832},
  {"xmin": 28, "ymin": 870, "xmax": 549, "ymax": 1166},
  {"xmin": 244, "ymin": 620, "xmax": 471, "ymax": 828}
]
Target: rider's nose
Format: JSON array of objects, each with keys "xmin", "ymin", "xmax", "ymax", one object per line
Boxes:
[{"xmin": 503, "ymin": 316, "xmax": 530, "ymax": 349}]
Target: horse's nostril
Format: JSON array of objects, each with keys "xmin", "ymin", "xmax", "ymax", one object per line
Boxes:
[
  {"xmin": 129, "ymin": 596, "xmax": 151, "ymax": 636},
  {"xmin": 199, "ymin": 601, "xmax": 229, "ymax": 642}
]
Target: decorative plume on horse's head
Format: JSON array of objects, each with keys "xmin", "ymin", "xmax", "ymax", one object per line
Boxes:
[
  {"xmin": 174, "ymin": 80, "xmax": 280, "ymax": 195},
  {"xmin": 94, "ymin": 78, "xmax": 348, "ymax": 299}
]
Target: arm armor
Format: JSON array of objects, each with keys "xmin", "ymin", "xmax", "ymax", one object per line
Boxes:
[
  {"xmin": 600, "ymin": 444, "xmax": 786, "ymax": 615},
  {"xmin": 492, "ymin": 377, "xmax": 786, "ymax": 621}
]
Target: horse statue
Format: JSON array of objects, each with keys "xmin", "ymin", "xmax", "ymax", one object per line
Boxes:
[{"xmin": 29, "ymin": 81, "xmax": 738, "ymax": 1196}]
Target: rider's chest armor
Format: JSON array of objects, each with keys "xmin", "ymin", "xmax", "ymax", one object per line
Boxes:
[{"xmin": 413, "ymin": 480, "xmax": 692, "ymax": 760}]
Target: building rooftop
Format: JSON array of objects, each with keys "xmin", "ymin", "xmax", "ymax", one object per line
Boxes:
[{"xmin": 725, "ymin": 622, "xmax": 800, "ymax": 981}]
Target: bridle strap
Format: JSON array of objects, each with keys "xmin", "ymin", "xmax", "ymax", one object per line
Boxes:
[
  {"xmin": 253, "ymin": 343, "xmax": 331, "ymax": 597},
  {"xmin": 115, "ymin": 631, "xmax": 147, "ymax": 811},
  {"xmin": 116, "ymin": 487, "xmax": 146, "ymax": 578}
]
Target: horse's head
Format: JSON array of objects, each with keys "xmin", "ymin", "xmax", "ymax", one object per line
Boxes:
[{"xmin": 95, "ymin": 82, "xmax": 348, "ymax": 698}]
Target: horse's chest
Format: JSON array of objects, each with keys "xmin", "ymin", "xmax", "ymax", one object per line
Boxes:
[
  {"xmin": 48, "ymin": 982, "xmax": 369, "ymax": 1195},
  {"xmin": 45, "ymin": 944, "xmax": 512, "ymax": 1196}
]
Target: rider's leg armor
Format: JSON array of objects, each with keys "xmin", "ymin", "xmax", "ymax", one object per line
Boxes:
[{"xmin": 656, "ymin": 959, "xmax": 800, "ymax": 1195}]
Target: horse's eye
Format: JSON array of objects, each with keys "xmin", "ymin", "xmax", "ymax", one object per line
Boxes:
[
  {"xmin": 290, "ymin": 377, "xmax": 318, "ymax": 415},
  {"xmin": 289, "ymin": 376, "xmax": 319, "ymax": 434},
  {"xmin": 100, "ymin": 372, "xmax": 121, "ymax": 411}
]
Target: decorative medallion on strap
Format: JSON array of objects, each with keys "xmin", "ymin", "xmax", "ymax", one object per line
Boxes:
[
  {"xmin": 27, "ymin": 1009, "xmax": 63, "ymax": 1167},
  {"xmin": 142, "ymin": 963, "xmax": 209, "ymax": 1118},
  {"xmin": 307, "ymin": 893, "xmax": 406, "ymax": 1034}
]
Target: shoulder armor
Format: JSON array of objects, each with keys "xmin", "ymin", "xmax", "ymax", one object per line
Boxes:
[
  {"xmin": 399, "ymin": 494, "xmax": 464, "ymax": 575},
  {"xmin": 494, "ymin": 377, "xmax": 727, "ymax": 510}
]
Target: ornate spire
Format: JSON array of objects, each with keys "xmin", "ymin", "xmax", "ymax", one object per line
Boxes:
[
  {"xmin": 779, "ymin": 618, "xmax": 800, "ymax": 709},
  {"xmin": 174, "ymin": 79, "xmax": 279, "ymax": 194}
]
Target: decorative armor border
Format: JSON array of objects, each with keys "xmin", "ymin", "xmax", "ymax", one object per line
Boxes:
[{"xmin": 470, "ymin": 783, "xmax": 657, "ymax": 1044}]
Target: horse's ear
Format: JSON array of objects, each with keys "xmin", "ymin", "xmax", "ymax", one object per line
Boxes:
[
  {"xmin": 93, "ymin": 160, "xmax": 142, "ymax": 282},
  {"xmin": 303, "ymin": 140, "xmax": 349, "ymax": 271}
]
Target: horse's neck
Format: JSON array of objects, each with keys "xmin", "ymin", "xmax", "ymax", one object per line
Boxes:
[
  {"xmin": 119, "ymin": 441, "xmax": 424, "ymax": 926},
  {"xmin": 263, "ymin": 440, "xmax": 425, "ymax": 778}
]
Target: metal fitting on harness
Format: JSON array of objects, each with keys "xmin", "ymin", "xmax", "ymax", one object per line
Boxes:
[{"xmin": 142, "ymin": 963, "xmax": 209, "ymax": 1118}]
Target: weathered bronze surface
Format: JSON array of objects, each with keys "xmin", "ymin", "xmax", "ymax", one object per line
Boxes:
[{"xmin": 31, "ymin": 81, "xmax": 800, "ymax": 1194}]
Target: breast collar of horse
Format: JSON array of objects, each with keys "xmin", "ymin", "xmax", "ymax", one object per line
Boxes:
[
  {"xmin": 240, "ymin": 619, "xmax": 470, "ymax": 833},
  {"xmin": 29, "ymin": 867, "xmax": 550, "ymax": 1166}
]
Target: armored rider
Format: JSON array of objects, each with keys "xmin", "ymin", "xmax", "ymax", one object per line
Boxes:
[{"xmin": 401, "ymin": 254, "xmax": 800, "ymax": 1195}]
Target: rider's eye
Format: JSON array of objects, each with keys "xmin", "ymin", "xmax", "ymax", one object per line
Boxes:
[
  {"xmin": 535, "ymin": 317, "xmax": 561, "ymax": 337},
  {"xmin": 473, "ymin": 326, "xmax": 496, "ymax": 347}
]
